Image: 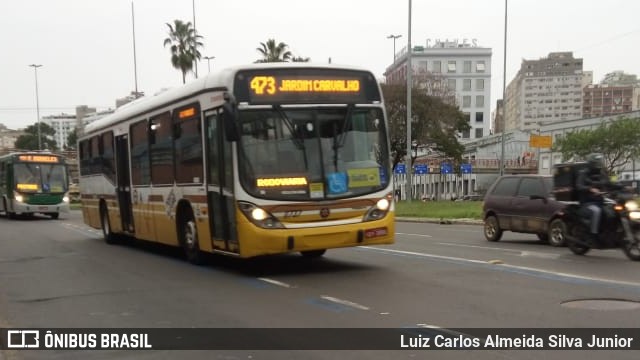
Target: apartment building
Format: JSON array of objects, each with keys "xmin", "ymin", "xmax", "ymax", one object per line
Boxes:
[
  {"xmin": 384, "ymin": 38, "xmax": 492, "ymax": 140},
  {"xmin": 504, "ymin": 52, "xmax": 592, "ymax": 131}
]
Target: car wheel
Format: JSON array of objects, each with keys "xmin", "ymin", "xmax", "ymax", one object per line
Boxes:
[
  {"xmin": 548, "ymin": 219, "xmax": 566, "ymax": 247},
  {"xmin": 536, "ymin": 233, "xmax": 549, "ymax": 242},
  {"xmin": 484, "ymin": 216, "xmax": 503, "ymax": 242}
]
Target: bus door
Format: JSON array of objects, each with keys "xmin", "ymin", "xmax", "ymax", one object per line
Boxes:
[
  {"xmin": 205, "ymin": 109, "xmax": 237, "ymax": 252},
  {"xmin": 115, "ymin": 134, "xmax": 134, "ymax": 232}
]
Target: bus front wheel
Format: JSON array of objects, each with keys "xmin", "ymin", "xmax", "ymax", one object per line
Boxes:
[
  {"xmin": 180, "ymin": 213, "xmax": 205, "ymax": 265},
  {"xmin": 300, "ymin": 249, "xmax": 326, "ymax": 258},
  {"xmin": 48, "ymin": 213, "xmax": 59, "ymax": 220}
]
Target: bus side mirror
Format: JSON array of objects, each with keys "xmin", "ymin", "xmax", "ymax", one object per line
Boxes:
[{"xmin": 222, "ymin": 102, "xmax": 239, "ymax": 142}]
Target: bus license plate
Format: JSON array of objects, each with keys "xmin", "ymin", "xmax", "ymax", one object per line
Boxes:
[
  {"xmin": 365, "ymin": 227, "xmax": 388, "ymax": 238},
  {"xmin": 39, "ymin": 206, "xmax": 49, "ymax": 211}
]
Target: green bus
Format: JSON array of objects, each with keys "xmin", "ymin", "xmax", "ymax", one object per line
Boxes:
[{"xmin": 0, "ymin": 152, "xmax": 70, "ymax": 219}]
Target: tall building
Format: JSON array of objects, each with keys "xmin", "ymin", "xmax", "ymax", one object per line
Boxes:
[
  {"xmin": 583, "ymin": 71, "xmax": 640, "ymax": 118},
  {"xmin": 42, "ymin": 113, "xmax": 77, "ymax": 149},
  {"xmin": 384, "ymin": 38, "xmax": 492, "ymax": 140},
  {"xmin": 504, "ymin": 52, "xmax": 591, "ymax": 131}
]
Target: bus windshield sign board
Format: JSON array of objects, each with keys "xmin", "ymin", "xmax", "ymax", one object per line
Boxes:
[
  {"xmin": 18, "ymin": 155, "xmax": 60, "ymax": 163},
  {"xmin": 234, "ymin": 68, "xmax": 381, "ymax": 105}
]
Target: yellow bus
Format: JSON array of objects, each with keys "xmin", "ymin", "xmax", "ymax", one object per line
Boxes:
[{"xmin": 78, "ymin": 63, "xmax": 394, "ymax": 263}]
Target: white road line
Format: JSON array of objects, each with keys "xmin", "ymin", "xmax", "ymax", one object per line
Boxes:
[
  {"xmin": 257, "ymin": 277, "xmax": 294, "ymax": 288},
  {"xmin": 437, "ymin": 242, "xmax": 562, "ymax": 259},
  {"xmin": 320, "ymin": 295, "xmax": 370, "ymax": 311},
  {"xmin": 396, "ymin": 232, "xmax": 433, "ymax": 238},
  {"xmin": 361, "ymin": 246, "xmax": 640, "ymax": 288}
]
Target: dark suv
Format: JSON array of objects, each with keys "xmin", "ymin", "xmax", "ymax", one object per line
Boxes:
[{"xmin": 483, "ymin": 175, "xmax": 566, "ymax": 246}]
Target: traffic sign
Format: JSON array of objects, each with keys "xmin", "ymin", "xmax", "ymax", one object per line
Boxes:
[
  {"xmin": 440, "ymin": 163, "xmax": 453, "ymax": 174},
  {"xmin": 414, "ymin": 164, "xmax": 428, "ymax": 174},
  {"xmin": 460, "ymin": 163, "xmax": 473, "ymax": 174},
  {"xmin": 394, "ymin": 164, "xmax": 406, "ymax": 174}
]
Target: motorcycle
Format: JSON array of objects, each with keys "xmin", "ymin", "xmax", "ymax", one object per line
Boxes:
[{"xmin": 559, "ymin": 190, "xmax": 640, "ymax": 261}]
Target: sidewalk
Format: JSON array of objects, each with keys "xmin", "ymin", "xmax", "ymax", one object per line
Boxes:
[{"xmin": 395, "ymin": 216, "xmax": 483, "ymax": 225}]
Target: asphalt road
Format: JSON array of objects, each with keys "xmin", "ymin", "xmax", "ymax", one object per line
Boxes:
[{"xmin": 1, "ymin": 211, "xmax": 639, "ymax": 360}]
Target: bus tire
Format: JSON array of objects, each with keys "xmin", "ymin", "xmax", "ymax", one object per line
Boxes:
[
  {"xmin": 3, "ymin": 198, "xmax": 15, "ymax": 219},
  {"xmin": 100, "ymin": 204, "xmax": 117, "ymax": 244},
  {"xmin": 179, "ymin": 210, "xmax": 205, "ymax": 265},
  {"xmin": 300, "ymin": 249, "xmax": 326, "ymax": 258},
  {"xmin": 48, "ymin": 213, "xmax": 59, "ymax": 220}
]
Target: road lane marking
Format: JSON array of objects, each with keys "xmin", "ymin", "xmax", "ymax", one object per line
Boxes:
[
  {"xmin": 257, "ymin": 277, "xmax": 294, "ymax": 288},
  {"xmin": 437, "ymin": 242, "xmax": 562, "ymax": 259},
  {"xmin": 396, "ymin": 232, "xmax": 433, "ymax": 238},
  {"xmin": 360, "ymin": 246, "xmax": 640, "ymax": 292},
  {"xmin": 320, "ymin": 295, "xmax": 370, "ymax": 311}
]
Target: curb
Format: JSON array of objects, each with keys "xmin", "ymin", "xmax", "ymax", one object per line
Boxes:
[{"xmin": 395, "ymin": 217, "xmax": 483, "ymax": 225}]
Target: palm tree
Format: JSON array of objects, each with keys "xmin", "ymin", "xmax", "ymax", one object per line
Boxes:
[
  {"xmin": 255, "ymin": 39, "xmax": 292, "ymax": 63},
  {"xmin": 163, "ymin": 19, "xmax": 203, "ymax": 83}
]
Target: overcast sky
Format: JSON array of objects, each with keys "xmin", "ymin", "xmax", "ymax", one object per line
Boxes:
[{"xmin": 2, "ymin": 0, "xmax": 639, "ymax": 130}]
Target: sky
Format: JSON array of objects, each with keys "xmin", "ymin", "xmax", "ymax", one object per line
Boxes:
[{"xmin": 2, "ymin": 0, "xmax": 640, "ymax": 130}]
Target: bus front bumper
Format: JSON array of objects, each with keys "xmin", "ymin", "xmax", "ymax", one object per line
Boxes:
[
  {"xmin": 236, "ymin": 214, "xmax": 395, "ymax": 258},
  {"xmin": 12, "ymin": 202, "xmax": 70, "ymax": 215}
]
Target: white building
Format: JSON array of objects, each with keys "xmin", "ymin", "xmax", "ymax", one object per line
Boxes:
[
  {"xmin": 384, "ymin": 38, "xmax": 492, "ymax": 140},
  {"xmin": 42, "ymin": 113, "xmax": 77, "ymax": 149}
]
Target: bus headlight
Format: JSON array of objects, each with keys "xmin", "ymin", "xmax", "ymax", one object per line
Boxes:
[
  {"xmin": 625, "ymin": 201, "xmax": 639, "ymax": 211},
  {"xmin": 14, "ymin": 192, "xmax": 24, "ymax": 203},
  {"xmin": 238, "ymin": 201, "xmax": 284, "ymax": 229},
  {"xmin": 63, "ymin": 192, "xmax": 70, "ymax": 203},
  {"xmin": 363, "ymin": 193, "xmax": 393, "ymax": 222}
]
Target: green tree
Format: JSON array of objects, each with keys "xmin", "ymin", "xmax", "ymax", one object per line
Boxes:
[
  {"xmin": 163, "ymin": 19, "xmax": 203, "ymax": 83},
  {"xmin": 66, "ymin": 127, "xmax": 78, "ymax": 149},
  {"xmin": 382, "ymin": 83, "xmax": 470, "ymax": 171},
  {"xmin": 255, "ymin": 39, "xmax": 292, "ymax": 63},
  {"xmin": 552, "ymin": 116, "xmax": 640, "ymax": 174},
  {"xmin": 15, "ymin": 122, "xmax": 57, "ymax": 150}
]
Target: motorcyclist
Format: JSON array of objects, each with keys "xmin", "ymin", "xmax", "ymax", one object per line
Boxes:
[{"xmin": 575, "ymin": 153, "xmax": 623, "ymax": 244}]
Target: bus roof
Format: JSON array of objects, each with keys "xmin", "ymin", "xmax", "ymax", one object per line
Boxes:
[{"xmin": 82, "ymin": 63, "xmax": 376, "ymax": 136}]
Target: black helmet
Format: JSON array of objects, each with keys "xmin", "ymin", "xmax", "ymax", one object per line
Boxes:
[{"xmin": 586, "ymin": 153, "xmax": 604, "ymax": 171}]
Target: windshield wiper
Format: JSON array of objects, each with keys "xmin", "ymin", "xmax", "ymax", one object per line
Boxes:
[
  {"xmin": 331, "ymin": 105, "xmax": 354, "ymax": 171},
  {"xmin": 274, "ymin": 105, "xmax": 306, "ymax": 151}
]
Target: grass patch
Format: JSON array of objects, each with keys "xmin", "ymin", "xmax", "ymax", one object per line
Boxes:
[{"xmin": 395, "ymin": 200, "xmax": 483, "ymax": 219}]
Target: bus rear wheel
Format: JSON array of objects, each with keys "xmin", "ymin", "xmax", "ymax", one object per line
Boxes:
[
  {"xmin": 300, "ymin": 249, "xmax": 326, "ymax": 258},
  {"xmin": 100, "ymin": 204, "xmax": 117, "ymax": 244},
  {"xmin": 180, "ymin": 213, "xmax": 205, "ymax": 265}
]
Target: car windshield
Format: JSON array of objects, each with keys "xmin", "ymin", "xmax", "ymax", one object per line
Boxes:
[
  {"xmin": 237, "ymin": 107, "xmax": 390, "ymax": 200},
  {"xmin": 14, "ymin": 163, "xmax": 68, "ymax": 193}
]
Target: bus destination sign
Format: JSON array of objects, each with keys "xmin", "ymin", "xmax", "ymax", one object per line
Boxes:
[
  {"xmin": 235, "ymin": 69, "xmax": 380, "ymax": 105},
  {"xmin": 18, "ymin": 155, "xmax": 60, "ymax": 163}
]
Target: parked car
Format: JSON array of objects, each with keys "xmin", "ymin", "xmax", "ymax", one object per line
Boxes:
[{"xmin": 482, "ymin": 174, "xmax": 567, "ymax": 246}]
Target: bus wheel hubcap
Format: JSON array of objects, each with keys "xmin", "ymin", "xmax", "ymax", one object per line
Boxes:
[{"xmin": 185, "ymin": 221, "xmax": 197, "ymax": 249}]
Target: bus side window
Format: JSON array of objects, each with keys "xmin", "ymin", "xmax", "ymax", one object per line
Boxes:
[{"xmin": 130, "ymin": 119, "xmax": 151, "ymax": 185}]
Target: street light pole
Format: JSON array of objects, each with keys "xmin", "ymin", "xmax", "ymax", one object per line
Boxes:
[
  {"xmin": 387, "ymin": 34, "xmax": 402, "ymax": 63},
  {"xmin": 192, "ymin": 0, "xmax": 198, "ymax": 78},
  {"xmin": 499, "ymin": 0, "xmax": 508, "ymax": 176},
  {"xmin": 29, "ymin": 64, "xmax": 43, "ymax": 150},
  {"xmin": 406, "ymin": 0, "xmax": 413, "ymax": 202},
  {"xmin": 204, "ymin": 56, "xmax": 215, "ymax": 73}
]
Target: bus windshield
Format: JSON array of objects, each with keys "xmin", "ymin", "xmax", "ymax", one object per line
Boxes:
[
  {"xmin": 14, "ymin": 163, "xmax": 68, "ymax": 193},
  {"xmin": 237, "ymin": 107, "xmax": 390, "ymax": 200}
]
